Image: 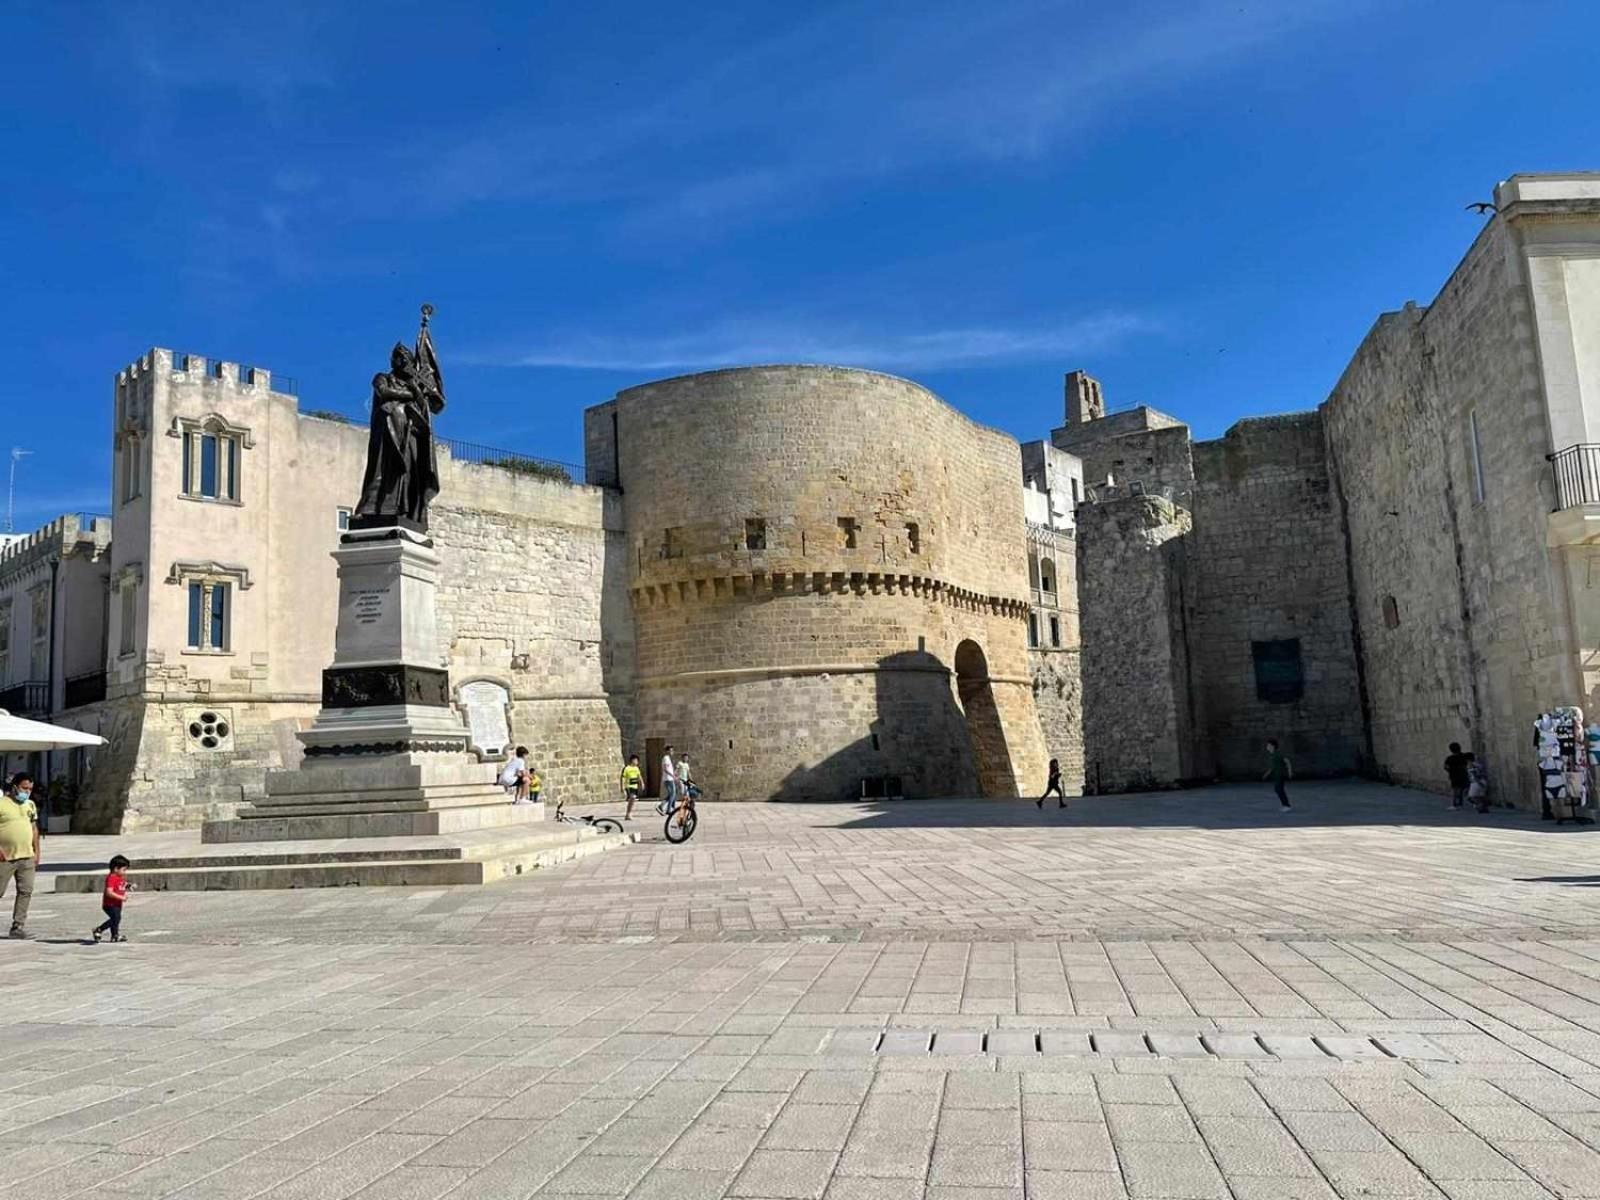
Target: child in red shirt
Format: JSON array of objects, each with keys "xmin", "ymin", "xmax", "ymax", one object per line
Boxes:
[{"xmin": 92, "ymin": 855, "xmax": 132, "ymax": 943}]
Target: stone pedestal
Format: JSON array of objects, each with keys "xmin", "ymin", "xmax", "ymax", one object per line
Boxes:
[{"xmin": 203, "ymin": 527, "xmax": 540, "ymax": 844}]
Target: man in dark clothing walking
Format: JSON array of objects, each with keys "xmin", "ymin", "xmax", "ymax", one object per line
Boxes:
[
  {"xmin": 1444, "ymin": 742, "xmax": 1474, "ymax": 809},
  {"xmin": 1263, "ymin": 740, "xmax": 1292, "ymax": 810}
]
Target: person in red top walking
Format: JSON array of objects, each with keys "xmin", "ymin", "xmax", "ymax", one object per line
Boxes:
[{"xmin": 92, "ymin": 855, "xmax": 132, "ymax": 943}]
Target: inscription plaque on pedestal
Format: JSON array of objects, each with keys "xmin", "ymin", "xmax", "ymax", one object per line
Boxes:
[{"xmin": 459, "ymin": 680, "xmax": 513, "ymax": 758}]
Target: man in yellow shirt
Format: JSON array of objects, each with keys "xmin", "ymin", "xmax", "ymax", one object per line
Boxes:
[
  {"xmin": 620, "ymin": 754, "xmax": 643, "ymax": 821},
  {"xmin": 0, "ymin": 773, "xmax": 41, "ymax": 940}
]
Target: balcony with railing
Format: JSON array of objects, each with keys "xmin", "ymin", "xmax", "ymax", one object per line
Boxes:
[
  {"xmin": 0, "ymin": 680, "xmax": 48, "ymax": 716},
  {"xmin": 1549, "ymin": 444, "xmax": 1600, "ymax": 545}
]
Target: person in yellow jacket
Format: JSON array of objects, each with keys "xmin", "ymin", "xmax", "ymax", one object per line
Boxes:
[
  {"xmin": 522, "ymin": 767, "xmax": 542, "ymax": 807},
  {"xmin": 620, "ymin": 754, "xmax": 643, "ymax": 821}
]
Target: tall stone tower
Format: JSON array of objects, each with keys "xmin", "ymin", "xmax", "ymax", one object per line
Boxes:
[
  {"xmin": 1065, "ymin": 370, "xmax": 1106, "ymax": 427},
  {"xmin": 586, "ymin": 365, "xmax": 1049, "ymax": 802}
]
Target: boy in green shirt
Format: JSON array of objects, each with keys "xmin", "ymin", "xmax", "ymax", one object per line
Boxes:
[{"xmin": 620, "ymin": 754, "xmax": 643, "ymax": 821}]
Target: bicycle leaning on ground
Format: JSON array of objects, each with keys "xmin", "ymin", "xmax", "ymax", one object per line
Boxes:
[
  {"xmin": 665, "ymin": 782, "xmax": 701, "ymax": 843},
  {"xmin": 552, "ymin": 798, "xmax": 624, "ymax": 835}
]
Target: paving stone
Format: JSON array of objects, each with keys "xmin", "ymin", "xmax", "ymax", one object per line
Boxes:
[
  {"xmin": 730, "ymin": 1149, "xmax": 838, "ymax": 1200},
  {"xmin": 1041, "ymin": 1032, "xmax": 1094, "ymax": 1056},
  {"xmin": 1201, "ymin": 1034, "xmax": 1270, "ymax": 1059},
  {"xmin": 987, "ymin": 1030, "xmax": 1039, "ymax": 1056},
  {"xmin": 878, "ymin": 1030, "xmax": 931, "ymax": 1056},
  {"xmin": 826, "ymin": 1031, "xmax": 882, "ymax": 1056},
  {"xmin": 1258, "ymin": 1036, "xmax": 1329, "ymax": 1060},
  {"xmin": 1023, "ymin": 1170, "xmax": 1128, "ymax": 1200},
  {"xmin": 764, "ymin": 1104, "xmax": 857, "ymax": 1151},
  {"xmin": 1372, "ymin": 1033, "xmax": 1455, "ymax": 1062},
  {"xmin": 932, "ymin": 1031, "xmax": 985, "ymax": 1056},
  {"xmin": 1090, "ymin": 1033, "xmax": 1150, "ymax": 1057},
  {"xmin": 1146, "ymin": 1034, "xmax": 1207, "ymax": 1059},
  {"xmin": 1312, "ymin": 1036, "xmax": 1388, "ymax": 1061}
]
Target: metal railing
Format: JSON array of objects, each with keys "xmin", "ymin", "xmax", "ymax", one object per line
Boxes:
[
  {"xmin": 439, "ymin": 437, "xmax": 616, "ymax": 489},
  {"xmin": 0, "ymin": 680, "xmax": 48, "ymax": 716},
  {"xmin": 64, "ymin": 671, "xmax": 107, "ymax": 709},
  {"xmin": 1550, "ymin": 444, "xmax": 1600, "ymax": 511}
]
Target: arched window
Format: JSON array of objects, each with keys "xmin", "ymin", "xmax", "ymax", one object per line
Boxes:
[{"xmin": 1039, "ymin": 556, "xmax": 1056, "ymax": 595}]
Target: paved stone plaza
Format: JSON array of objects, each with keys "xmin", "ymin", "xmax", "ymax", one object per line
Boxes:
[{"xmin": 6, "ymin": 781, "xmax": 1600, "ymax": 1200}]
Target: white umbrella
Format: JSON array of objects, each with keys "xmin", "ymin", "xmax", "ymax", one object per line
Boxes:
[{"xmin": 0, "ymin": 709, "xmax": 107, "ymax": 752}]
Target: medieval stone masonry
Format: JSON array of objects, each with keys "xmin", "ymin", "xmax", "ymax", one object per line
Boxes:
[{"xmin": 4, "ymin": 171, "xmax": 1594, "ymax": 826}]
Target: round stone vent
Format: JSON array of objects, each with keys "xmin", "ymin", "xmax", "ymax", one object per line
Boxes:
[{"xmin": 185, "ymin": 709, "xmax": 233, "ymax": 751}]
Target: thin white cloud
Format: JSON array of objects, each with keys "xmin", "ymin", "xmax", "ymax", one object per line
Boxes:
[{"xmin": 473, "ymin": 311, "xmax": 1156, "ymax": 372}]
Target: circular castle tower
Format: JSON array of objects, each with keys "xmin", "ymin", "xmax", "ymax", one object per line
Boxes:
[{"xmin": 596, "ymin": 365, "xmax": 1048, "ymax": 802}]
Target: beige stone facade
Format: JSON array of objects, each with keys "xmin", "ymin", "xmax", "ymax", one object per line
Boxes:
[
  {"xmin": 586, "ymin": 366, "xmax": 1051, "ymax": 802},
  {"xmin": 21, "ymin": 168, "xmax": 1592, "ymax": 826},
  {"xmin": 29, "ymin": 357, "xmax": 1069, "ymax": 829},
  {"xmin": 1072, "ymin": 172, "xmax": 1600, "ymax": 810}
]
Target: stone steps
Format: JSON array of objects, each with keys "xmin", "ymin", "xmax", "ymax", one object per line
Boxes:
[{"xmin": 49, "ymin": 823, "xmax": 633, "ymax": 892}]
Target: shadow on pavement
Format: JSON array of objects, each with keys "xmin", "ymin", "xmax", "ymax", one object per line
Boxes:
[{"xmin": 819, "ymin": 780, "xmax": 1600, "ymax": 834}]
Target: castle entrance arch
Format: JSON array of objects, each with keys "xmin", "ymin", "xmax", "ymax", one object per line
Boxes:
[{"xmin": 954, "ymin": 639, "xmax": 1013, "ymax": 798}]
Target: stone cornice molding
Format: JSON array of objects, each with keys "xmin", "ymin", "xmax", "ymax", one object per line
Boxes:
[
  {"xmin": 165, "ymin": 560, "xmax": 253, "ymax": 590},
  {"xmin": 166, "ymin": 412, "xmax": 256, "ymax": 449},
  {"xmin": 631, "ymin": 570, "xmax": 1029, "ymax": 619}
]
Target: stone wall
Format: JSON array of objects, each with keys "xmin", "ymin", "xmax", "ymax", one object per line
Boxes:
[
  {"xmin": 78, "ymin": 352, "xmax": 636, "ymax": 830},
  {"xmin": 1077, "ymin": 496, "xmax": 1199, "ymax": 792},
  {"xmin": 1323, "ymin": 205, "xmax": 1590, "ymax": 808},
  {"xmin": 604, "ymin": 366, "xmax": 1049, "ymax": 801},
  {"xmin": 1187, "ymin": 415, "xmax": 1366, "ymax": 778},
  {"xmin": 1028, "ymin": 648, "xmax": 1083, "ymax": 794}
]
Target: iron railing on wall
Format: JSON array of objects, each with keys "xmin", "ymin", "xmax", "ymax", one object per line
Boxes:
[
  {"xmin": 1549, "ymin": 444, "xmax": 1600, "ymax": 511},
  {"xmin": 0, "ymin": 681, "xmax": 48, "ymax": 716},
  {"xmin": 438, "ymin": 437, "xmax": 616, "ymax": 489}
]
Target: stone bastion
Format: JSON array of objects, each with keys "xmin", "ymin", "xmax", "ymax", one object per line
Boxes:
[{"xmin": 586, "ymin": 365, "xmax": 1049, "ymax": 801}]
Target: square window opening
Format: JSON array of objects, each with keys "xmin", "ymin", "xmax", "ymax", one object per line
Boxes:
[
  {"xmin": 1049, "ymin": 616, "xmax": 1061, "ymax": 647},
  {"xmin": 745, "ymin": 518, "xmax": 766, "ymax": 551},
  {"xmin": 906, "ymin": 522, "xmax": 920, "ymax": 554},
  {"xmin": 1251, "ymin": 638, "xmax": 1304, "ymax": 704},
  {"xmin": 837, "ymin": 517, "xmax": 858, "ymax": 549}
]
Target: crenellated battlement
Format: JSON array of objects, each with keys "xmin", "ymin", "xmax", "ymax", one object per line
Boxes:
[{"xmin": 117, "ymin": 348, "xmax": 298, "ymax": 397}]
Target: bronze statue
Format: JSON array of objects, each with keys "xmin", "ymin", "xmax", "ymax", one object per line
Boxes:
[{"xmin": 353, "ymin": 305, "xmax": 446, "ymax": 532}]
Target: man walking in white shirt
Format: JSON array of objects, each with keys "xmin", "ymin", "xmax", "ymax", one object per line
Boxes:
[{"xmin": 658, "ymin": 745, "xmax": 678, "ymax": 816}]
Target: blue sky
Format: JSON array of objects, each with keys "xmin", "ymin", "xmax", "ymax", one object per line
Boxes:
[{"xmin": 2, "ymin": 1, "xmax": 1595, "ymax": 530}]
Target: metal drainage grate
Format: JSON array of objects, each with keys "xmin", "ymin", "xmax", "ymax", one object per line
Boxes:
[{"xmin": 823, "ymin": 1029, "xmax": 1455, "ymax": 1063}]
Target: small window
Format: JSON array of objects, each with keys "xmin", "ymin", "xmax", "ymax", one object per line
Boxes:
[
  {"xmin": 661, "ymin": 527, "xmax": 682, "ymax": 559},
  {"xmin": 1070, "ymin": 478, "xmax": 1081, "ymax": 505},
  {"xmin": 1049, "ymin": 616, "xmax": 1061, "ymax": 648},
  {"xmin": 1468, "ymin": 410, "xmax": 1486, "ymax": 503},
  {"xmin": 119, "ymin": 584, "xmax": 136, "ymax": 656},
  {"xmin": 337, "ymin": 507, "xmax": 352, "ymax": 532},
  {"xmin": 186, "ymin": 581, "xmax": 230, "ymax": 651},
  {"xmin": 906, "ymin": 522, "xmax": 920, "ymax": 554},
  {"xmin": 838, "ymin": 517, "xmax": 858, "ymax": 549},
  {"xmin": 1252, "ymin": 638, "xmax": 1304, "ymax": 704},
  {"xmin": 1028, "ymin": 614, "xmax": 1039, "ymax": 648},
  {"xmin": 1382, "ymin": 595, "xmax": 1400, "ymax": 629},
  {"xmin": 745, "ymin": 518, "xmax": 766, "ymax": 551},
  {"xmin": 1040, "ymin": 558, "xmax": 1056, "ymax": 595},
  {"xmin": 120, "ymin": 438, "xmax": 141, "ymax": 504},
  {"xmin": 181, "ymin": 429, "xmax": 241, "ymax": 501}
]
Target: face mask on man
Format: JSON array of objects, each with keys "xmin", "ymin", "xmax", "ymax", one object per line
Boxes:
[{"xmin": 12, "ymin": 789, "xmax": 29, "ymax": 803}]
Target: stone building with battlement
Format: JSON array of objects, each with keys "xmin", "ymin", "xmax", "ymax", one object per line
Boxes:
[
  {"xmin": 1070, "ymin": 172, "xmax": 1600, "ymax": 809},
  {"xmin": 11, "ymin": 169, "xmax": 1592, "ymax": 827},
  {"xmin": 11, "ymin": 356, "xmax": 1077, "ymax": 830}
]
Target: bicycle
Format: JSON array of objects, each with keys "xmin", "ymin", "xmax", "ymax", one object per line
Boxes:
[
  {"xmin": 552, "ymin": 799, "xmax": 624, "ymax": 835},
  {"xmin": 665, "ymin": 782, "xmax": 701, "ymax": 843}
]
